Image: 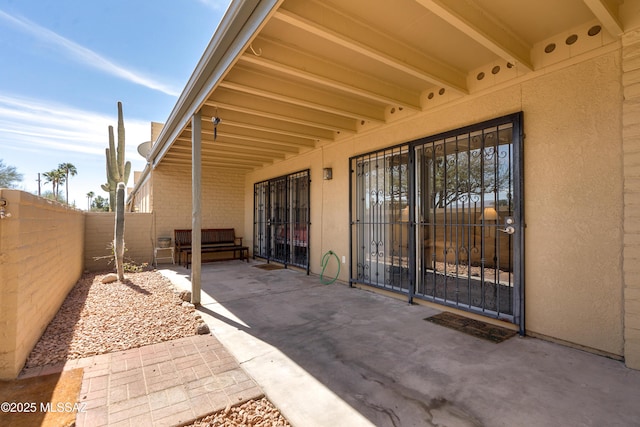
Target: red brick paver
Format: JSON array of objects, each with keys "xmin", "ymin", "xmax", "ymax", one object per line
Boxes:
[{"xmin": 21, "ymin": 335, "xmax": 262, "ymax": 427}]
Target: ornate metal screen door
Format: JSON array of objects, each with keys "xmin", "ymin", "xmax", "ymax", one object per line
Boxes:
[
  {"xmin": 351, "ymin": 113, "xmax": 523, "ymax": 327},
  {"xmin": 254, "ymin": 180, "xmax": 269, "ymax": 258},
  {"xmin": 414, "ymin": 114, "xmax": 522, "ymax": 324},
  {"xmin": 254, "ymin": 170, "xmax": 310, "ymax": 272},
  {"xmin": 351, "ymin": 146, "xmax": 411, "ymax": 293}
]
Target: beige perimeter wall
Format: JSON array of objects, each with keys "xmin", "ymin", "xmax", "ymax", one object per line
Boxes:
[
  {"xmin": 0, "ymin": 190, "xmax": 85, "ymax": 379},
  {"xmin": 84, "ymin": 212, "xmax": 154, "ymax": 271},
  {"xmin": 244, "ymin": 50, "xmax": 626, "ymax": 361},
  {"xmin": 0, "ymin": 193, "xmax": 156, "ymax": 378}
]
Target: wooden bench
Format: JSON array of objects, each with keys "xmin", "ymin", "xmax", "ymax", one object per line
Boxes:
[{"xmin": 174, "ymin": 228, "xmax": 249, "ymax": 268}]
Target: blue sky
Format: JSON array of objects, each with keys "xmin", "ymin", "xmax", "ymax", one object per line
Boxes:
[{"xmin": 0, "ymin": 0, "xmax": 230, "ymax": 208}]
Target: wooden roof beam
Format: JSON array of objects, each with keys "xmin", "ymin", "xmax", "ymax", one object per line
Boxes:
[
  {"xmin": 415, "ymin": 0, "xmax": 533, "ymax": 72},
  {"xmin": 204, "ymin": 99, "xmax": 355, "ymax": 133},
  {"xmin": 218, "ymin": 80, "xmax": 386, "ymax": 123},
  {"xmin": 174, "ymin": 137, "xmax": 290, "ymax": 158},
  {"xmin": 582, "ymin": 0, "xmax": 624, "ymax": 36},
  {"xmin": 200, "ymin": 113, "xmax": 323, "ymax": 144},
  {"xmin": 273, "ymin": 9, "xmax": 468, "ymax": 95},
  {"xmin": 164, "ymin": 151, "xmax": 267, "ymax": 167},
  {"xmin": 177, "ymin": 134, "xmax": 300, "ymax": 153},
  {"xmin": 238, "ymin": 53, "xmax": 421, "ymax": 111},
  {"xmin": 160, "ymin": 158, "xmax": 256, "ymax": 171}
]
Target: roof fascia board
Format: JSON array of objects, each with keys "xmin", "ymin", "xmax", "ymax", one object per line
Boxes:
[
  {"xmin": 125, "ymin": 162, "xmax": 150, "ymax": 206},
  {"xmin": 150, "ymin": 0, "xmax": 282, "ymax": 168}
]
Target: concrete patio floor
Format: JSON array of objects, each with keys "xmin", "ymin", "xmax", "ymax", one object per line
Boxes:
[{"xmin": 161, "ymin": 260, "xmax": 640, "ymax": 427}]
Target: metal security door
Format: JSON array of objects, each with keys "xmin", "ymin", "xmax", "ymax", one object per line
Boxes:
[
  {"xmin": 350, "ymin": 146, "xmax": 411, "ymax": 293},
  {"xmin": 414, "ymin": 114, "xmax": 523, "ymax": 325},
  {"xmin": 288, "ymin": 171, "xmax": 310, "ymax": 270},
  {"xmin": 350, "ymin": 113, "xmax": 523, "ymax": 328},
  {"xmin": 253, "ymin": 170, "xmax": 310, "ymax": 272},
  {"xmin": 253, "ymin": 181, "xmax": 269, "ymax": 259},
  {"xmin": 270, "ymin": 176, "xmax": 288, "ymax": 264}
]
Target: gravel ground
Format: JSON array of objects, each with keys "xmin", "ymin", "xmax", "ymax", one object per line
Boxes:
[
  {"xmin": 24, "ymin": 270, "xmax": 290, "ymax": 426},
  {"xmin": 185, "ymin": 397, "xmax": 291, "ymax": 427},
  {"xmin": 24, "ymin": 271, "xmax": 204, "ymax": 368}
]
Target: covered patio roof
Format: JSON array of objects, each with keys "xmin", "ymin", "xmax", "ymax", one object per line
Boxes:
[{"xmin": 146, "ymin": 0, "xmax": 635, "ymax": 172}]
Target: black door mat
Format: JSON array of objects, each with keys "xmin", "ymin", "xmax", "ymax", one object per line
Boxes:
[
  {"xmin": 254, "ymin": 264, "xmax": 284, "ymax": 271},
  {"xmin": 425, "ymin": 312, "xmax": 517, "ymax": 343}
]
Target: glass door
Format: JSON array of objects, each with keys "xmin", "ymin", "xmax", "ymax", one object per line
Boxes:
[
  {"xmin": 350, "ymin": 113, "xmax": 523, "ymax": 328},
  {"xmin": 351, "ymin": 146, "xmax": 411, "ymax": 293},
  {"xmin": 413, "ymin": 115, "xmax": 522, "ymax": 323},
  {"xmin": 254, "ymin": 170, "xmax": 310, "ymax": 272}
]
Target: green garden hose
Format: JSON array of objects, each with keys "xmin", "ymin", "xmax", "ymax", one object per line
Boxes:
[{"xmin": 320, "ymin": 250, "xmax": 341, "ymax": 284}]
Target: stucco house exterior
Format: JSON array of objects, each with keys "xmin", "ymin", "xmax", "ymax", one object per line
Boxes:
[{"xmin": 127, "ymin": 0, "xmax": 640, "ymax": 370}]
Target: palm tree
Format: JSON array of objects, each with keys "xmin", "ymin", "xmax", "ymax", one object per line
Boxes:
[
  {"xmin": 58, "ymin": 163, "xmax": 77, "ymax": 204},
  {"xmin": 42, "ymin": 169, "xmax": 65, "ymax": 199},
  {"xmin": 86, "ymin": 191, "xmax": 95, "ymax": 210}
]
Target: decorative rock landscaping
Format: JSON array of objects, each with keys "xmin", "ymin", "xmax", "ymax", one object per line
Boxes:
[{"xmin": 22, "ymin": 270, "xmax": 289, "ymax": 426}]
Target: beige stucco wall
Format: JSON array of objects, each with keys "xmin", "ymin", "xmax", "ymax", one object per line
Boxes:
[
  {"xmin": 153, "ymin": 164, "xmax": 245, "ymax": 248},
  {"xmin": 84, "ymin": 212, "xmax": 154, "ymax": 271},
  {"xmin": 522, "ymin": 54, "xmax": 623, "ymax": 358},
  {"xmin": 622, "ymin": 30, "xmax": 640, "ymax": 370},
  {"xmin": 0, "ymin": 190, "xmax": 85, "ymax": 379},
  {"xmin": 244, "ymin": 50, "xmax": 625, "ymax": 359}
]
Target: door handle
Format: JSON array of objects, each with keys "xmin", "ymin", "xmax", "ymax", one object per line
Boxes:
[
  {"xmin": 499, "ymin": 226, "xmax": 515, "ymax": 235},
  {"xmin": 498, "ymin": 217, "xmax": 516, "ymax": 234}
]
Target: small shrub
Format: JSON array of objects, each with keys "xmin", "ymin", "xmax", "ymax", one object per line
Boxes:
[{"xmin": 123, "ymin": 261, "xmax": 149, "ymax": 273}]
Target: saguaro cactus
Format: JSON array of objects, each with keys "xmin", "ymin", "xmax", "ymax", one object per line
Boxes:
[
  {"xmin": 115, "ymin": 182, "xmax": 126, "ymax": 281},
  {"xmin": 101, "ymin": 102, "xmax": 131, "ymax": 212}
]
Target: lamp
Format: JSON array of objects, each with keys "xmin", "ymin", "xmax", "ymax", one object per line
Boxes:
[
  {"xmin": 482, "ymin": 207, "xmax": 498, "ymax": 221},
  {"xmin": 323, "ymin": 168, "xmax": 333, "ymax": 180}
]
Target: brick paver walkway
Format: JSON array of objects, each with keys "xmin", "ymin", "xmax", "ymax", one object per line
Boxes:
[{"xmin": 20, "ymin": 335, "xmax": 263, "ymax": 427}]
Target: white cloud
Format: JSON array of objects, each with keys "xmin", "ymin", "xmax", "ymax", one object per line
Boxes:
[
  {"xmin": 0, "ymin": 94, "xmax": 150, "ymax": 161},
  {"xmin": 0, "ymin": 9, "xmax": 181, "ymax": 97}
]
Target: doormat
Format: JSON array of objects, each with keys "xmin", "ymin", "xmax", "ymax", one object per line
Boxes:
[
  {"xmin": 254, "ymin": 264, "xmax": 284, "ymax": 271},
  {"xmin": 425, "ymin": 312, "xmax": 517, "ymax": 343},
  {"xmin": 0, "ymin": 368, "xmax": 84, "ymax": 427}
]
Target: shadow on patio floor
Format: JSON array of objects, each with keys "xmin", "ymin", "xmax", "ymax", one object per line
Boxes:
[{"xmin": 160, "ymin": 260, "xmax": 640, "ymax": 427}]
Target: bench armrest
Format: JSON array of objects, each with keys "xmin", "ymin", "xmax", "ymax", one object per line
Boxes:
[{"xmin": 235, "ymin": 237, "xmax": 243, "ymax": 245}]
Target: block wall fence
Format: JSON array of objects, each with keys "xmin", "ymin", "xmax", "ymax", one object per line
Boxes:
[
  {"xmin": 84, "ymin": 212, "xmax": 154, "ymax": 271},
  {"xmin": 0, "ymin": 190, "xmax": 154, "ymax": 379}
]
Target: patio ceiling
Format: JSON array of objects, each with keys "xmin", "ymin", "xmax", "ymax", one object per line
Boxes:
[{"xmin": 151, "ymin": 0, "xmax": 632, "ymax": 172}]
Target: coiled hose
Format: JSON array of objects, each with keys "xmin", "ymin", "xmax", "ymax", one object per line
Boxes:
[{"xmin": 320, "ymin": 250, "xmax": 341, "ymax": 285}]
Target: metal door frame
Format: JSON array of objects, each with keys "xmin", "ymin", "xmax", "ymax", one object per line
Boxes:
[
  {"xmin": 350, "ymin": 113, "xmax": 524, "ymax": 333},
  {"xmin": 253, "ymin": 169, "xmax": 311, "ymax": 273}
]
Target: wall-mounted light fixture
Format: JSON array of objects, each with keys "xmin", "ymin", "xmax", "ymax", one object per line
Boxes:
[{"xmin": 323, "ymin": 168, "xmax": 333, "ymax": 180}]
